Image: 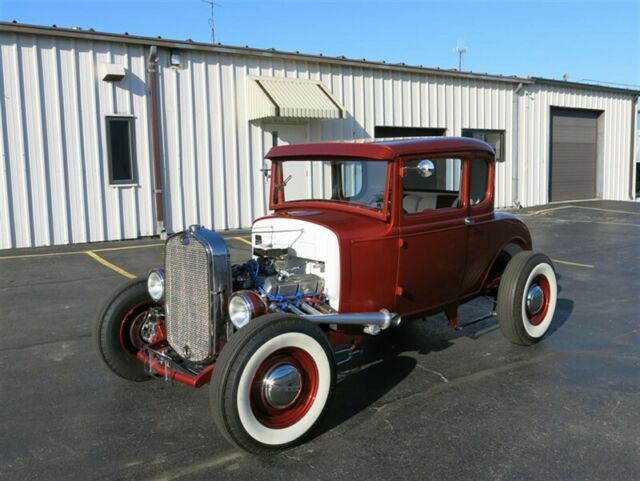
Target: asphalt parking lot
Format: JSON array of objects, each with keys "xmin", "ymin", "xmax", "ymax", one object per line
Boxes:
[{"xmin": 1, "ymin": 200, "xmax": 639, "ymax": 481}]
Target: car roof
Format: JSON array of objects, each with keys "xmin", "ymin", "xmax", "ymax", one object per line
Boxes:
[{"xmin": 266, "ymin": 136, "xmax": 496, "ymax": 161}]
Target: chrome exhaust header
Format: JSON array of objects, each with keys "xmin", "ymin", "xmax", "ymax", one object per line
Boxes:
[{"xmin": 300, "ymin": 308, "xmax": 401, "ymax": 332}]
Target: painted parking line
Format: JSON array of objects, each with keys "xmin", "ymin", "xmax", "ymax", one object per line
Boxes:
[
  {"xmin": 85, "ymin": 251, "xmax": 137, "ymax": 279},
  {"xmin": 0, "ymin": 243, "xmax": 162, "ymax": 261},
  {"xmin": 91, "ymin": 243, "xmax": 163, "ymax": 253},
  {"xmin": 230, "ymin": 236, "xmax": 252, "ymax": 246},
  {"xmin": 551, "ymin": 258, "xmax": 594, "ymax": 269},
  {"xmin": 0, "ymin": 236, "xmax": 252, "ymax": 261},
  {"xmin": 532, "ymin": 205, "xmax": 640, "ymax": 217},
  {"xmin": 0, "ymin": 250, "xmax": 84, "ymax": 260}
]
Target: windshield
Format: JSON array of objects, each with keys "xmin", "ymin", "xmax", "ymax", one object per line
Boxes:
[{"xmin": 273, "ymin": 158, "xmax": 389, "ymax": 211}]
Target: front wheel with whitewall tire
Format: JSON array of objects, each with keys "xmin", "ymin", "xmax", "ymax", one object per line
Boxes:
[
  {"xmin": 210, "ymin": 313, "xmax": 335, "ymax": 454},
  {"xmin": 496, "ymin": 251, "xmax": 558, "ymax": 346}
]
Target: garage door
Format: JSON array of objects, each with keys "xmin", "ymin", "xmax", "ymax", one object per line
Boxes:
[{"xmin": 550, "ymin": 108, "xmax": 599, "ymax": 202}]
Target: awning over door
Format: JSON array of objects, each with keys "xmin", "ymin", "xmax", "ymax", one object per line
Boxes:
[{"xmin": 247, "ymin": 76, "xmax": 345, "ymax": 121}]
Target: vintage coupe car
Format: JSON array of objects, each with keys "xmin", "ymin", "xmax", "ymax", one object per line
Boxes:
[{"xmin": 95, "ymin": 137, "xmax": 558, "ymax": 454}]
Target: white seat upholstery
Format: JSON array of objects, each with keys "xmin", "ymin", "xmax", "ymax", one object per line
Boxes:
[
  {"xmin": 417, "ymin": 196, "xmax": 437, "ymax": 211},
  {"xmin": 403, "ymin": 195, "xmax": 420, "ymax": 213}
]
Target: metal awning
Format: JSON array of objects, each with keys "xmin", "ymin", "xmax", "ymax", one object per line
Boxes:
[{"xmin": 247, "ymin": 76, "xmax": 345, "ymax": 121}]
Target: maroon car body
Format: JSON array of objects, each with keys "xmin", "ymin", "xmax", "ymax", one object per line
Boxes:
[
  {"xmin": 96, "ymin": 137, "xmax": 557, "ymax": 454},
  {"xmin": 263, "ymin": 137, "xmax": 531, "ymax": 322}
]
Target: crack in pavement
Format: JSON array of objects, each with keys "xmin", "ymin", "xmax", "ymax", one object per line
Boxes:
[{"xmin": 0, "ymin": 333, "xmax": 91, "ymax": 353}]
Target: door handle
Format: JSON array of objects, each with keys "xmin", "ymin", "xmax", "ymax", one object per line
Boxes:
[{"xmin": 464, "ymin": 217, "xmax": 475, "ymax": 226}]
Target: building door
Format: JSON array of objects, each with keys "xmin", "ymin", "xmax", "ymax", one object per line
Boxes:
[
  {"xmin": 264, "ymin": 124, "xmax": 310, "ymax": 200},
  {"xmin": 550, "ymin": 108, "xmax": 600, "ymax": 202}
]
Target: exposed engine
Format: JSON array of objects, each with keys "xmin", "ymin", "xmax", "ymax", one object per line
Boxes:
[{"xmin": 231, "ymin": 246, "xmax": 333, "ymax": 315}]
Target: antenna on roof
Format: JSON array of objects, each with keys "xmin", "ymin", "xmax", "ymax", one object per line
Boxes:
[
  {"xmin": 201, "ymin": 0, "xmax": 221, "ymax": 44},
  {"xmin": 455, "ymin": 41, "xmax": 467, "ymax": 71}
]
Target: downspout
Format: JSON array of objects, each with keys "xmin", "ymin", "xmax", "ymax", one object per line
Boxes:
[
  {"xmin": 512, "ymin": 82, "xmax": 524, "ymax": 208},
  {"xmin": 147, "ymin": 46, "xmax": 165, "ymax": 237},
  {"xmin": 629, "ymin": 96, "xmax": 638, "ymax": 200}
]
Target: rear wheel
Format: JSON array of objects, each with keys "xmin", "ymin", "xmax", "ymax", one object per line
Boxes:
[
  {"xmin": 210, "ymin": 313, "xmax": 335, "ymax": 454},
  {"xmin": 496, "ymin": 251, "xmax": 558, "ymax": 345},
  {"xmin": 94, "ymin": 279, "xmax": 160, "ymax": 381}
]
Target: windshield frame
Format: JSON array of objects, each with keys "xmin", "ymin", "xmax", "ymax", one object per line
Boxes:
[{"xmin": 269, "ymin": 157, "xmax": 393, "ymax": 221}]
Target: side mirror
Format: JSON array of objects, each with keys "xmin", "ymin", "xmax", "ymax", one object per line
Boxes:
[
  {"xmin": 416, "ymin": 159, "xmax": 435, "ymax": 178},
  {"xmin": 408, "ymin": 159, "xmax": 435, "ymax": 178}
]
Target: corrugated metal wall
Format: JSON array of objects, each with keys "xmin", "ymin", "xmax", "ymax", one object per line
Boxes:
[
  {"xmin": 155, "ymin": 49, "xmax": 519, "ymax": 234},
  {"xmin": 0, "ymin": 31, "xmax": 156, "ymax": 249},
  {"xmin": 0, "ymin": 29, "xmax": 636, "ymax": 249},
  {"xmin": 517, "ymin": 85, "xmax": 634, "ymax": 206}
]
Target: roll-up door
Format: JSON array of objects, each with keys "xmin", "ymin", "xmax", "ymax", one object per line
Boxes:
[{"xmin": 550, "ymin": 108, "xmax": 599, "ymax": 201}]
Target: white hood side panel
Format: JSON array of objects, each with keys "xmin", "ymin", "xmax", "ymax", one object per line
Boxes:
[{"xmin": 252, "ymin": 217, "xmax": 341, "ymax": 310}]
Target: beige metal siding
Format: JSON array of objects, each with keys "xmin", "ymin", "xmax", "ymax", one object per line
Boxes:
[
  {"xmin": 0, "ymin": 32, "xmax": 156, "ymax": 249},
  {"xmin": 0, "ymin": 28, "xmax": 636, "ymax": 249},
  {"xmin": 517, "ymin": 85, "xmax": 634, "ymax": 207},
  {"xmin": 155, "ymin": 51, "xmax": 519, "ymax": 236}
]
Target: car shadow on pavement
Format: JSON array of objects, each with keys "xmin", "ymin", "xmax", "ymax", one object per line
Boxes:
[
  {"xmin": 311, "ymin": 354, "xmax": 418, "ymax": 439},
  {"xmin": 310, "ymin": 295, "xmax": 573, "ymax": 442},
  {"xmin": 545, "ymin": 298, "xmax": 574, "ymax": 338},
  {"xmin": 311, "ymin": 325, "xmax": 457, "ymax": 439}
]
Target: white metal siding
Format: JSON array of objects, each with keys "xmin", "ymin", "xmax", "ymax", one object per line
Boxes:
[
  {"xmin": 0, "ymin": 32, "xmax": 156, "ymax": 249},
  {"xmin": 517, "ymin": 85, "xmax": 634, "ymax": 207},
  {"xmin": 156, "ymin": 51, "xmax": 520, "ymax": 235},
  {"xmin": 0, "ymin": 29, "xmax": 636, "ymax": 249}
]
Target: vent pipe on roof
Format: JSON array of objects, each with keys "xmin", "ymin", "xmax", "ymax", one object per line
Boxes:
[{"xmin": 147, "ymin": 46, "xmax": 165, "ymax": 237}]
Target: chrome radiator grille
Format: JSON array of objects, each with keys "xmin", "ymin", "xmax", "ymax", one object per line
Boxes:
[{"xmin": 165, "ymin": 234, "xmax": 212, "ymax": 362}]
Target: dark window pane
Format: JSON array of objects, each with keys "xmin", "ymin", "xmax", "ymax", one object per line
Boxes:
[
  {"xmin": 107, "ymin": 118, "xmax": 136, "ymax": 184},
  {"xmin": 375, "ymin": 126, "xmax": 446, "ymax": 138},
  {"xmin": 462, "ymin": 129, "xmax": 505, "ymax": 161},
  {"xmin": 469, "ymin": 159, "xmax": 489, "ymax": 205},
  {"xmin": 402, "ymin": 158, "xmax": 461, "ymax": 213}
]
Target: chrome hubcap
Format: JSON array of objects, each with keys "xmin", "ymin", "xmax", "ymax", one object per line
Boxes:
[
  {"xmin": 262, "ymin": 363, "xmax": 303, "ymax": 409},
  {"xmin": 526, "ymin": 284, "xmax": 545, "ymax": 315}
]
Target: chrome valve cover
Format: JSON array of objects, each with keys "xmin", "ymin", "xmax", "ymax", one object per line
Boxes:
[{"xmin": 165, "ymin": 226, "xmax": 231, "ymax": 362}]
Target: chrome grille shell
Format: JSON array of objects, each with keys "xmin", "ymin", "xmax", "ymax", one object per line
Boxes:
[{"xmin": 165, "ymin": 226, "xmax": 231, "ymax": 362}]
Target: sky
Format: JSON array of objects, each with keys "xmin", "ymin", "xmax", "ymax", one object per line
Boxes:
[{"xmin": 0, "ymin": 0, "xmax": 638, "ymax": 88}]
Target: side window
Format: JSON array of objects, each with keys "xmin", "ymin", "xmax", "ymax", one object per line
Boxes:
[
  {"xmin": 469, "ymin": 159, "xmax": 490, "ymax": 206},
  {"xmin": 402, "ymin": 158, "xmax": 462, "ymax": 214},
  {"xmin": 106, "ymin": 116, "xmax": 137, "ymax": 185},
  {"xmin": 340, "ymin": 161, "xmax": 363, "ymax": 198}
]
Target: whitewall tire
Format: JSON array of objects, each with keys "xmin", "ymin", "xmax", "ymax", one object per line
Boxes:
[
  {"xmin": 496, "ymin": 251, "xmax": 558, "ymax": 345},
  {"xmin": 210, "ymin": 313, "xmax": 335, "ymax": 454}
]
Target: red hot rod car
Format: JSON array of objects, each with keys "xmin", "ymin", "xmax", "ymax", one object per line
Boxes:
[{"xmin": 95, "ymin": 137, "xmax": 558, "ymax": 453}]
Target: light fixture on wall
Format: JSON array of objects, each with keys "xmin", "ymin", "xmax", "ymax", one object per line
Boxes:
[{"xmin": 170, "ymin": 49, "xmax": 181, "ymax": 67}]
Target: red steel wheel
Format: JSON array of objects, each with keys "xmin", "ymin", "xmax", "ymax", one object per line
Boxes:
[
  {"xmin": 118, "ymin": 302, "xmax": 158, "ymax": 358},
  {"xmin": 94, "ymin": 279, "xmax": 162, "ymax": 382},
  {"xmin": 249, "ymin": 347, "xmax": 319, "ymax": 429},
  {"xmin": 210, "ymin": 313, "xmax": 335, "ymax": 454},
  {"xmin": 524, "ymin": 275, "xmax": 551, "ymax": 327}
]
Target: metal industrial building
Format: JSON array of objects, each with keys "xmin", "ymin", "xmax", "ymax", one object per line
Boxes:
[{"xmin": 0, "ymin": 22, "xmax": 637, "ymax": 249}]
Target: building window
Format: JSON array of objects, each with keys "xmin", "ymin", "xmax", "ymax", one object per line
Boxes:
[
  {"xmin": 462, "ymin": 129, "xmax": 505, "ymax": 162},
  {"xmin": 106, "ymin": 116, "xmax": 137, "ymax": 185},
  {"xmin": 375, "ymin": 126, "xmax": 446, "ymax": 138}
]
